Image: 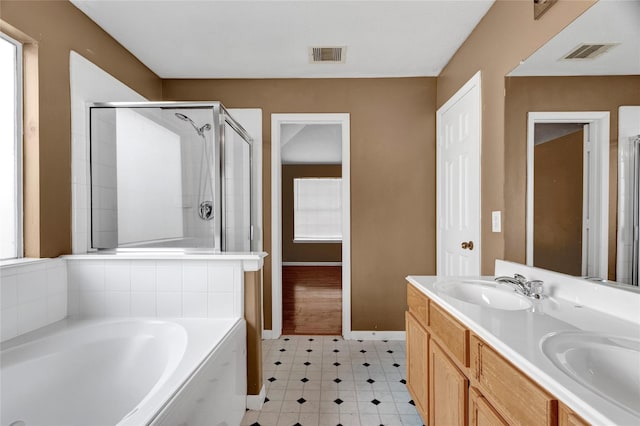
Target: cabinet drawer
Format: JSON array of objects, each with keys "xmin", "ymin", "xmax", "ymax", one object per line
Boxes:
[
  {"xmin": 407, "ymin": 284, "xmax": 428, "ymax": 327},
  {"xmin": 429, "ymin": 302, "xmax": 469, "ymax": 367},
  {"xmin": 471, "ymin": 335, "xmax": 558, "ymax": 426}
]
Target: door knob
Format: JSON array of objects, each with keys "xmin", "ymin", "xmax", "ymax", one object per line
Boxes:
[{"xmin": 461, "ymin": 241, "xmax": 474, "ymax": 250}]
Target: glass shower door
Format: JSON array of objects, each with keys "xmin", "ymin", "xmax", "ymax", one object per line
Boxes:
[{"xmin": 223, "ymin": 119, "xmax": 252, "ymax": 252}]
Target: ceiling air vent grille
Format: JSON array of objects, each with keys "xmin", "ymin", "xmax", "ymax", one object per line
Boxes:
[
  {"xmin": 562, "ymin": 43, "xmax": 619, "ymax": 60},
  {"xmin": 310, "ymin": 47, "xmax": 345, "ymax": 64}
]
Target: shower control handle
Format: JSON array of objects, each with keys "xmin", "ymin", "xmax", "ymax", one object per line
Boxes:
[
  {"xmin": 461, "ymin": 241, "xmax": 474, "ymax": 250},
  {"xmin": 199, "ymin": 201, "xmax": 214, "ymax": 221}
]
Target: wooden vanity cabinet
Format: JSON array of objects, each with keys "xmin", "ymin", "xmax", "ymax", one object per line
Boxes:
[
  {"xmin": 406, "ymin": 311, "xmax": 429, "ymax": 420},
  {"xmin": 406, "ymin": 283, "xmax": 586, "ymax": 426},
  {"xmin": 559, "ymin": 403, "xmax": 590, "ymax": 426},
  {"xmin": 429, "ymin": 339, "xmax": 468, "ymax": 426},
  {"xmin": 407, "ymin": 284, "xmax": 470, "ymax": 425},
  {"xmin": 470, "ymin": 335, "xmax": 558, "ymax": 426},
  {"xmin": 470, "ymin": 387, "xmax": 508, "ymax": 426}
]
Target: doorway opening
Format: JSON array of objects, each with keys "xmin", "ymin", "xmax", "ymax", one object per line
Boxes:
[
  {"xmin": 526, "ymin": 112, "xmax": 610, "ymax": 279},
  {"xmin": 271, "ymin": 114, "xmax": 351, "ymax": 338}
]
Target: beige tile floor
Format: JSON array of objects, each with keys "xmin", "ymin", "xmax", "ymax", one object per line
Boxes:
[{"xmin": 241, "ymin": 335, "xmax": 424, "ymax": 426}]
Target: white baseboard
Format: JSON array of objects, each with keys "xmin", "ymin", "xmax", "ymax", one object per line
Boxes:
[
  {"xmin": 282, "ymin": 262, "xmax": 343, "ymax": 266},
  {"xmin": 348, "ymin": 331, "xmax": 406, "ymax": 341},
  {"xmin": 246, "ymin": 385, "xmax": 266, "ymax": 410},
  {"xmin": 262, "ymin": 329, "xmax": 278, "ymax": 339},
  {"xmin": 263, "ymin": 329, "xmax": 404, "ymax": 341}
]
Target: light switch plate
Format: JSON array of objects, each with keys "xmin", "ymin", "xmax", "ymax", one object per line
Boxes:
[{"xmin": 492, "ymin": 211, "xmax": 501, "ymax": 233}]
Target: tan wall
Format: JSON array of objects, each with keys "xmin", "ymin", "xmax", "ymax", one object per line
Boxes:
[
  {"xmin": 504, "ymin": 76, "xmax": 640, "ymax": 280},
  {"xmin": 282, "ymin": 164, "xmax": 342, "ymax": 263},
  {"xmin": 244, "ymin": 270, "xmax": 263, "ymax": 395},
  {"xmin": 164, "ymin": 78, "xmax": 437, "ymax": 331},
  {"xmin": 436, "ymin": 0, "xmax": 595, "ymax": 274},
  {"xmin": 534, "ymin": 130, "xmax": 583, "ymax": 276},
  {"xmin": 0, "ymin": 0, "xmax": 162, "ymax": 257}
]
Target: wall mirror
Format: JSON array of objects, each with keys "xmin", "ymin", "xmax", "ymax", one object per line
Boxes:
[{"xmin": 506, "ymin": 0, "xmax": 640, "ymax": 285}]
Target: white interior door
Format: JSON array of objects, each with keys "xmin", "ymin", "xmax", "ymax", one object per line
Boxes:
[{"xmin": 436, "ymin": 72, "xmax": 481, "ymax": 276}]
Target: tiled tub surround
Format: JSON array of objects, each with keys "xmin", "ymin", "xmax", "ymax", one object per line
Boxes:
[
  {"xmin": 407, "ymin": 260, "xmax": 640, "ymax": 425},
  {"xmin": 64, "ymin": 253, "xmax": 265, "ymax": 320},
  {"xmin": 0, "ymin": 259, "xmax": 67, "ymax": 342}
]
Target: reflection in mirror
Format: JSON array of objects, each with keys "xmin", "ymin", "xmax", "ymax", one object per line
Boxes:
[
  {"xmin": 527, "ymin": 112, "xmax": 609, "ymax": 280},
  {"xmin": 533, "ymin": 123, "xmax": 584, "ymax": 276},
  {"xmin": 507, "ymin": 0, "xmax": 640, "ymax": 286}
]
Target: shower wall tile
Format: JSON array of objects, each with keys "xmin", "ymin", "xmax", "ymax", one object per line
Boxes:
[
  {"xmin": 131, "ymin": 261, "xmax": 157, "ymax": 292},
  {"xmin": 183, "ymin": 262, "xmax": 208, "ymax": 292},
  {"xmin": 67, "ymin": 258, "xmax": 245, "ymax": 320},
  {"xmin": 183, "ymin": 292, "xmax": 208, "ymax": 318},
  {"xmin": 156, "ymin": 261, "xmax": 183, "ymax": 292},
  {"xmin": 105, "ymin": 291, "xmax": 131, "ymax": 317},
  {"xmin": 208, "ymin": 292, "xmax": 235, "ymax": 318},
  {"xmin": 156, "ymin": 292, "xmax": 183, "ymax": 317},
  {"xmin": 0, "ymin": 259, "xmax": 67, "ymax": 342},
  {"xmin": 131, "ymin": 292, "xmax": 157, "ymax": 317}
]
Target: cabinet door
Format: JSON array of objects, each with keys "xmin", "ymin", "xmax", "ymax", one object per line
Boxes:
[
  {"xmin": 470, "ymin": 387, "xmax": 508, "ymax": 426},
  {"xmin": 559, "ymin": 403, "xmax": 590, "ymax": 426},
  {"xmin": 406, "ymin": 311, "xmax": 429, "ymax": 421},
  {"xmin": 430, "ymin": 340, "xmax": 468, "ymax": 426}
]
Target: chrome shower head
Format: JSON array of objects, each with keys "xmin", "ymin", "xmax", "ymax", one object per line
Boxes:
[
  {"xmin": 174, "ymin": 112, "xmax": 193, "ymax": 123},
  {"xmin": 174, "ymin": 112, "xmax": 211, "ymax": 136}
]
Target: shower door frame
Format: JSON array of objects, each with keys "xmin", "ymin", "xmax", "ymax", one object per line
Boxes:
[{"xmin": 88, "ymin": 101, "xmax": 254, "ymax": 252}]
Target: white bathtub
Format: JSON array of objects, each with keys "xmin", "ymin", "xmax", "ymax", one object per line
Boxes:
[{"xmin": 0, "ymin": 318, "xmax": 246, "ymax": 426}]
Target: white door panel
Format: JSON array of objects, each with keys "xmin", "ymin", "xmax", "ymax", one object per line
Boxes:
[{"xmin": 437, "ymin": 72, "xmax": 481, "ymax": 276}]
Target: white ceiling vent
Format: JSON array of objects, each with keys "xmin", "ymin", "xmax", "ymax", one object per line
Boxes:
[
  {"xmin": 561, "ymin": 43, "xmax": 619, "ymax": 60},
  {"xmin": 309, "ymin": 47, "xmax": 346, "ymax": 64}
]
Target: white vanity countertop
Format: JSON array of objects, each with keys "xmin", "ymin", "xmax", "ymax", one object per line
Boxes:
[{"xmin": 406, "ymin": 274, "xmax": 640, "ymax": 426}]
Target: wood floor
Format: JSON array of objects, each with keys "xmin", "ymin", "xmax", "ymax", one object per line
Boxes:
[{"xmin": 282, "ymin": 266, "xmax": 342, "ymax": 335}]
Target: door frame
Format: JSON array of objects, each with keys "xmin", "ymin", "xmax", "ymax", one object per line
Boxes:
[
  {"xmin": 436, "ymin": 71, "xmax": 482, "ymax": 276},
  {"xmin": 526, "ymin": 111, "xmax": 610, "ymax": 278},
  {"xmin": 271, "ymin": 113, "xmax": 351, "ymax": 339}
]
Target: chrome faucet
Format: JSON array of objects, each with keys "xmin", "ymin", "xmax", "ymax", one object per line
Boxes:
[{"xmin": 494, "ymin": 274, "xmax": 543, "ymax": 299}]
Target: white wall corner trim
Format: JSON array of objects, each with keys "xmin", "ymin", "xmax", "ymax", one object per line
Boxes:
[
  {"xmin": 261, "ymin": 329, "xmax": 276, "ymax": 340},
  {"xmin": 246, "ymin": 385, "xmax": 267, "ymax": 410}
]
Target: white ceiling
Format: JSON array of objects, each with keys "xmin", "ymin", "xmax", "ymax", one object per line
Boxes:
[
  {"xmin": 281, "ymin": 124, "xmax": 342, "ymax": 164},
  {"xmin": 70, "ymin": 0, "xmax": 494, "ymax": 79},
  {"xmin": 509, "ymin": 0, "xmax": 640, "ymax": 76}
]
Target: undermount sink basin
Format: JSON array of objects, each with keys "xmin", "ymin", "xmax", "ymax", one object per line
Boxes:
[
  {"xmin": 434, "ymin": 280, "xmax": 533, "ymax": 311},
  {"xmin": 541, "ymin": 331, "xmax": 640, "ymax": 416}
]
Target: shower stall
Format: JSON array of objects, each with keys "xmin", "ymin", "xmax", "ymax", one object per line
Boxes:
[{"xmin": 89, "ymin": 102, "xmax": 254, "ymax": 252}]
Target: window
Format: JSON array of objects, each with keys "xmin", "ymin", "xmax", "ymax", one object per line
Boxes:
[
  {"xmin": 0, "ymin": 34, "xmax": 22, "ymax": 259},
  {"xmin": 294, "ymin": 178, "xmax": 342, "ymax": 242}
]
